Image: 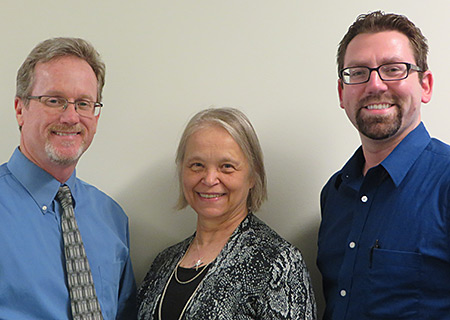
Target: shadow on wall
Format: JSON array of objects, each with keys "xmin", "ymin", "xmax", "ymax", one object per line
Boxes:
[
  {"xmin": 115, "ymin": 161, "xmax": 196, "ymax": 284},
  {"xmin": 291, "ymin": 213, "xmax": 325, "ymax": 319}
]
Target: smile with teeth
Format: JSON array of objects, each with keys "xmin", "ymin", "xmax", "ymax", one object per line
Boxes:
[
  {"xmin": 198, "ymin": 192, "xmax": 225, "ymax": 199},
  {"xmin": 54, "ymin": 132, "xmax": 78, "ymax": 136},
  {"xmin": 365, "ymin": 103, "xmax": 393, "ymax": 110}
]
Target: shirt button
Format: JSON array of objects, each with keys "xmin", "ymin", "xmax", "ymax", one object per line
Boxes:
[
  {"xmin": 340, "ymin": 289, "xmax": 347, "ymax": 297},
  {"xmin": 361, "ymin": 195, "xmax": 368, "ymax": 202},
  {"xmin": 42, "ymin": 205, "xmax": 48, "ymax": 211},
  {"xmin": 349, "ymin": 241, "xmax": 356, "ymax": 249}
]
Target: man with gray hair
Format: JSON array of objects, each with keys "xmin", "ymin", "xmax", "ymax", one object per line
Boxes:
[{"xmin": 0, "ymin": 37, "xmax": 136, "ymax": 319}]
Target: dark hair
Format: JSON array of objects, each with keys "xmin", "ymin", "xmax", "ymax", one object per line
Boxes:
[{"xmin": 337, "ymin": 11, "xmax": 428, "ymax": 79}]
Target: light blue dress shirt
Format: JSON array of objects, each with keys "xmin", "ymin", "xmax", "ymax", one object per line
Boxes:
[{"xmin": 0, "ymin": 148, "xmax": 137, "ymax": 319}]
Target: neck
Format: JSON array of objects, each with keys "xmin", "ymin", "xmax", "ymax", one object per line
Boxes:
[
  {"xmin": 359, "ymin": 118, "xmax": 422, "ymax": 175},
  {"xmin": 360, "ymin": 142, "xmax": 396, "ymax": 176},
  {"xmin": 360, "ymin": 131, "xmax": 411, "ymax": 176},
  {"xmin": 19, "ymin": 146, "xmax": 76, "ymax": 183},
  {"xmin": 196, "ymin": 210, "xmax": 248, "ymax": 245},
  {"xmin": 179, "ymin": 210, "xmax": 248, "ymax": 268},
  {"xmin": 36, "ymin": 157, "xmax": 76, "ymax": 183},
  {"xmin": 47, "ymin": 166, "xmax": 76, "ymax": 184}
]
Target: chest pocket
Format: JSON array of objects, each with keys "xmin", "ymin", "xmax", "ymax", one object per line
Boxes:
[
  {"xmin": 364, "ymin": 248, "xmax": 422, "ymax": 319},
  {"xmin": 91, "ymin": 262, "xmax": 122, "ymax": 319}
]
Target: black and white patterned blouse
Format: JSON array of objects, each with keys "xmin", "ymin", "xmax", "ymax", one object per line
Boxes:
[{"xmin": 137, "ymin": 213, "xmax": 317, "ymax": 319}]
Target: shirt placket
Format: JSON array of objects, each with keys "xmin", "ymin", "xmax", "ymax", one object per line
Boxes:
[{"xmin": 334, "ymin": 172, "xmax": 377, "ymax": 319}]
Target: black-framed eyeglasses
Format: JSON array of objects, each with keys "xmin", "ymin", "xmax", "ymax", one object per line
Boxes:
[
  {"xmin": 339, "ymin": 62, "xmax": 422, "ymax": 85},
  {"xmin": 27, "ymin": 95, "xmax": 103, "ymax": 117}
]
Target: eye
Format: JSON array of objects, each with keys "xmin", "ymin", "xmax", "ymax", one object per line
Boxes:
[
  {"xmin": 76, "ymin": 100, "xmax": 93, "ymax": 110},
  {"xmin": 349, "ymin": 68, "xmax": 367, "ymax": 78},
  {"xmin": 383, "ymin": 65, "xmax": 403, "ymax": 75},
  {"xmin": 221, "ymin": 163, "xmax": 236, "ymax": 173},
  {"xmin": 189, "ymin": 162, "xmax": 204, "ymax": 171},
  {"xmin": 44, "ymin": 96, "xmax": 65, "ymax": 107}
]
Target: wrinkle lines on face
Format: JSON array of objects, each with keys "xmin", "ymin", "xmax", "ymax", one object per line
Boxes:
[{"xmin": 182, "ymin": 125, "xmax": 253, "ymax": 225}]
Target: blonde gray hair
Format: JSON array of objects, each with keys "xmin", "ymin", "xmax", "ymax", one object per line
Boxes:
[
  {"xmin": 175, "ymin": 107, "xmax": 267, "ymax": 212},
  {"xmin": 16, "ymin": 37, "xmax": 105, "ymax": 103}
]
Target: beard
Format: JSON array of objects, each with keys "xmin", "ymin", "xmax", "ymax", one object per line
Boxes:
[
  {"xmin": 355, "ymin": 94, "xmax": 403, "ymax": 140},
  {"xmin": 45, "ymin": 142, "xmax": 84, "ymax": 165},
  {"xmin": 45, "ymin": 125, "xmax": 86, "ymax": 165}
]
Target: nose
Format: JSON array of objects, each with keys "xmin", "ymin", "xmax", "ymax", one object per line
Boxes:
[
  {"xmin": 364, "ymin": 69, "xmax": 388, "ymax": 94},
  {"xmin": 59, "ymin": 102, "xmax": 80, "ymax": 124},
  {"xmin": 202, "ymin": 169, "xmax": 220, "ymax": 187}
]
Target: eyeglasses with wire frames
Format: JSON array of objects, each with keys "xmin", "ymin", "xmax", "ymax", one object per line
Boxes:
[
  {"xmin": 339, "ymin": 62, "xmax": 423, "ymax": 85},
  {"xmin": 27, "ymin": 95, "xmax": 103, "ymax": 117}
]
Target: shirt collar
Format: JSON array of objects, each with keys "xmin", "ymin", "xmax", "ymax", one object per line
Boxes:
[
  {"xmin": 336, "ymin": 147, "xmax": 365, "ymax": 191},
  {"xmin": 340, "ymin": 122, "xmax": 430, "ymax": 188},
  {"xmin": 380, "ymin": 122, "xmax": 430, "ymax": 187},
  {"xmin": 7, "ymin": 148, "xmax": 77, "ymax": 213}
]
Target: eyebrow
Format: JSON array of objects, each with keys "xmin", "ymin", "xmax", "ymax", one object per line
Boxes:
[
  {"xmin": 184, "ymin": 155, "xmax": 241, "ymax": 165},
  {"xmin": 40, "ymin": 91, "xmax": 96, "ymax": 101},
  {"xmin": 345, "ymin": 57, "xmax": 408, "ymax": 68}
]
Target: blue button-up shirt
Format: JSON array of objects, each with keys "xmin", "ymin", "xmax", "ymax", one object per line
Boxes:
[
  {"xmin": 0, "ymin": 148, "xmax": 137, "ymax": 319},
  {"xmin": 318, "ymin": 123, "xmax": 450, "ymax": 320}
]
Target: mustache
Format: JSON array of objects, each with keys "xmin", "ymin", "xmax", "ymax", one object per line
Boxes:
[
  {"xmin": 358, "ymin": 94, "xmax": 401, "ymax": 108},
  {"xmin": 48, "ymin": 125, "xmax": 84, "ymax": 134}
]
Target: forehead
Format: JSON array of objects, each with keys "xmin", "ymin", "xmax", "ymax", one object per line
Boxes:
[
  {"xmin": 187, "ymin": 125, "xmax": 234, "ymax": 149},
  {"xmin": 185, "ymin": 125, "xmax": 246, "ymax": 157},
  {"xmin": 344, "ymin": 30, "xmax": 415, "ymax": 67},
  {"xmin": 32, "ymin": 56, "xmax": 98, "ymax": 98}
]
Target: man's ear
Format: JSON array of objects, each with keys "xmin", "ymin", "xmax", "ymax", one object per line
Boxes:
[
  {"xmin": 420, "ymin": 70, "xmax": 433, "ymax": 104},
  {"xmin": 338, "ymin": 79, "xmax": 345, "ymax": 109},
  {"xmin": 15, "ymin": 97, "xmax": 26, "ymax": 128}
]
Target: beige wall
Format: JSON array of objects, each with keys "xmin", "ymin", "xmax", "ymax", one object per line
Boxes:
[{"xmin": 1, "ymin": 0, "xmax": 449, "ymax": 315}]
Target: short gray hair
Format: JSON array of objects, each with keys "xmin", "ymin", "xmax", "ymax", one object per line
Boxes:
[
  {"xmin": 16, "ymin": 37, "xmax": 106, "ymax": 102},
  {"xmin": 175, "ymin": 107, "xmax": 267, "ymax": 213}
]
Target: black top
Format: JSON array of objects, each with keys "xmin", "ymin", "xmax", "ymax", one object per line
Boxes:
[
  {"xmin": 138, "ymin": 214, "xmax": 317, "ymax": 319},
  {"xmin": 155, "ymin": 264, "xmax": 211, "ymax": 320}
]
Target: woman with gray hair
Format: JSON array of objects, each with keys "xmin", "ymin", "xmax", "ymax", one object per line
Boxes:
[{"xmin": 137, "ymin": 107, "xmax": 316, "ymax": 319}]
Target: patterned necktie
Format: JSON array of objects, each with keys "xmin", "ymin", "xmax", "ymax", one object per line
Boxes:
[{"xmin": 56, "ymin": 185, "xmax": 103, "ymax": 320}]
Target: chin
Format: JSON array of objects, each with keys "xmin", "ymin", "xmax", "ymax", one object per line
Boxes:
[
  {"xmin": 46, "ymin": 144, "xmax": 85, "ymax": 165},
  {"xmin": 195, "ymin": 208, "xmax": 225, "ymax": 218}
]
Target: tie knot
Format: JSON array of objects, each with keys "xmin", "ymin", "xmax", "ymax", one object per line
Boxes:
[{"xmin": 56, "ymin": 185, "xmax": 73, "ymax": 207}]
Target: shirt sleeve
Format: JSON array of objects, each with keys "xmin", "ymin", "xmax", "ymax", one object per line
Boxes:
[
  {"xmin": 259, "ymin": 248, "xmax": 317, "ymax": 319},
  {"xmin": 116, "ymin": 226, "xmax": 138, "ymax": 319}
]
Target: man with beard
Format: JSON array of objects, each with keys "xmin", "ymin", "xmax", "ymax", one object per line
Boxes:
[
  {"xmin": 317, "ymin": 11, "xmax": 450, "ymax": 320},
  {"xmin": 0, "ymin": 38, "xmax": 137, "ymax": 319}
]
